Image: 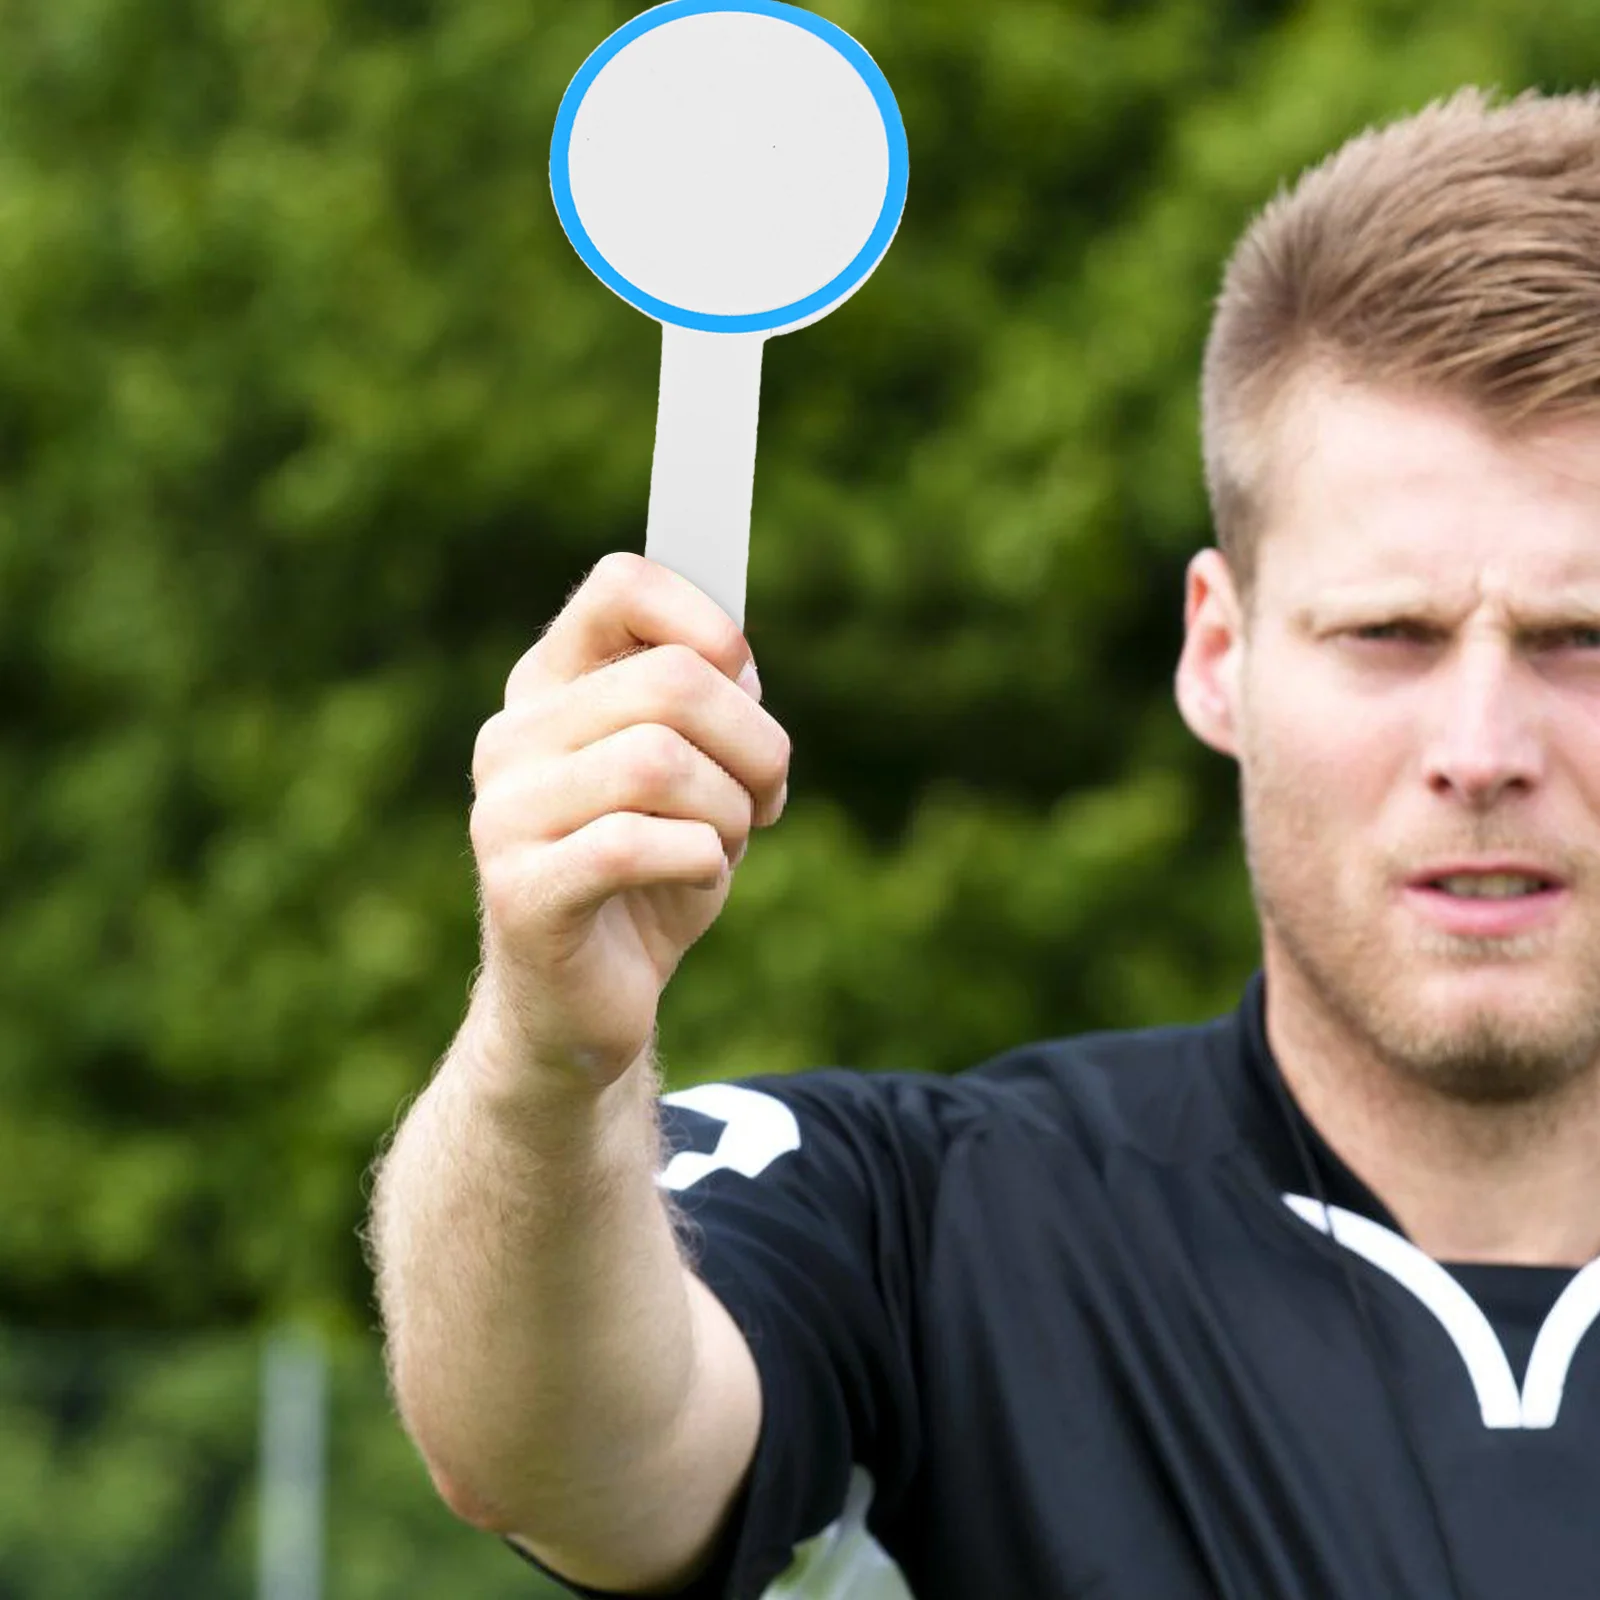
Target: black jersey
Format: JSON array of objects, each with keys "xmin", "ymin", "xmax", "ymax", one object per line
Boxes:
[{"xmin": 526, "ymin": 970, "xmax": 1600, "ymax": 1598}]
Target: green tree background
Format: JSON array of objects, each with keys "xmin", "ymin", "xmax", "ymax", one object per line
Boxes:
[{"xmin": 0, "ymin": 0, "xmax": 1595, "ymax": 1593}]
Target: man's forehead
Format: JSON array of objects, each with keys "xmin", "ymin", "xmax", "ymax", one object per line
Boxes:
[
  {"xmin": 1276, "ymin": 376, "xmax": 1600, "ymax": 489},
  {"xmin": 1269, "ymin": 521, "xmax": 1600, "ymax": 615},
  {"xmin": 1261, "ymin": 378, "xmax": 1600, "ymax": 613}
]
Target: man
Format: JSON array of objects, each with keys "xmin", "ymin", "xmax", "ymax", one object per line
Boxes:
[{"xmin": 366, "ymin": 85, "xmax": 1600, "ymax": 1598}]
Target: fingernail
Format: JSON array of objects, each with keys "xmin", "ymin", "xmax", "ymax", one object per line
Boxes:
[{"xmin": 736, "ymin": 660, "xmax": 762, "ymax": 701}]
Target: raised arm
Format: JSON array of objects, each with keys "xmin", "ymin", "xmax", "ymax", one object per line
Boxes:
[{"xmin": 366, "ymin": 552, "xmax": 791, "ymax": 1592}]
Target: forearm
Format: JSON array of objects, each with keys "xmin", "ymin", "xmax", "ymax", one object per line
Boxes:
[
  {"xmin": 368, "ymin": 1001, "xmax": 704, "ymax": 1550},
  {"xmin": 371, "ymin": 556, "xmax": 781, "ymax": 1583}
]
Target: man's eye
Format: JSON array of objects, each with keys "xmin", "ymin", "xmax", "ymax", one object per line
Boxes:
[
  {"xmin": 1350, "ymin": 622, "xmax": 1432, "ymax": 643},
  {"xmin": 1348, "ymin": 624, "xmax": 1600, "ymax": 649}
]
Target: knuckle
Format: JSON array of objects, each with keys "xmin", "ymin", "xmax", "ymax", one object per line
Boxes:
[
  {"xmin": 625, "ymin": 722, "xmax": 689, "ymax": 792},
  {"xmin": 475, "ymin": 853, "xmax": 524, "ymax": 931},
  {"xmin": 467, "ymin": 799, "xmax": 492, "ymax": 856},
  {"xmin": 593, "ymin": 549, "xmax": 648, "ymax": 595},
  {"xmin": 471, "ymin": 713, "xmax": 505, "ymax": 787},
  {"xmin": 503, "ymin": 650, "xmax": 546, "ymax": 709},
  {"xmin": 467, "ymin": 793, "xmax": 514, "ymax": 865},
  {"xmin": 588, "ymin": 809, "xmax": 646, "ymax": 874},
  {"xmin": 760, "ymin": 723, "xmax": 793, "ymax": 788},
  {"xmin": 649, "ymin": 641, "xmax": 710, "ymax": 703}
]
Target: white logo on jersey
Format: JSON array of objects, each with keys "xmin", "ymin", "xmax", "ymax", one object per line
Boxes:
[
  {"xmin": 658, "ymin": 1083, "xmax": 801, "ymax": 1191},
  {"xmin": 1284, "ymin": 1194, "xmax": 1600, "ymax": 1429}
]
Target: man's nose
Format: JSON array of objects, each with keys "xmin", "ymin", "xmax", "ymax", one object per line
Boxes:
[{"xmin": 1421, "ymin": 642, "xmax": 1546, "ymax": 807}]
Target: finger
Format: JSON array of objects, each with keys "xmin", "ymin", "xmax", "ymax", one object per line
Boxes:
[
  {"xmin": 497, "ymin": 814, "xmax": 732, "ymax": 932},
  {"xmin": 476, "ymin": 643, "xmax": 790, "ymax": 828},
  {"xmin": 505, "ymin": 552, "xmax": 758, "ymax": 709},
  {"xmin": 473, "ymin": 723, "xmax": 756, "ymax": 859}
]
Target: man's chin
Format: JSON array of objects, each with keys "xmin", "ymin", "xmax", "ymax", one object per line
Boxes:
[{"xmin": 1384, "ymin": 1009, "xmax": 1595, "ymax": 1109}]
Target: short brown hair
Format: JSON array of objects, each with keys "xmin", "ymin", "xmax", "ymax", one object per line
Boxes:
[{"xmin": 1200, "ymin": 85, "xmax": 1600, "ymax": 620}]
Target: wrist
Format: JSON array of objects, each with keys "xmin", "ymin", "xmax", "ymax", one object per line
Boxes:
[{"xmin": 453, "ymin": 989, "xmax": 658, "ymax": 1164}]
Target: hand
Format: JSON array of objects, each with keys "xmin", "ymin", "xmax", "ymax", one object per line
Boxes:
[{"xmin": 467, "ymin": 552, "xmax": 791, "ymax": 1092}]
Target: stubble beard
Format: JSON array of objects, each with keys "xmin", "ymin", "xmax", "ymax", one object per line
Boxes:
[{"xmin": 1237, "ymin": 751, "xmax": 1600, "ymax": 1112}]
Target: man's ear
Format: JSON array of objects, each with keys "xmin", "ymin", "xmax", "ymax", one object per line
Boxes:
[{"xmin": 1174, "ymin": 548, "xmax": 1244, "ymax": 760}]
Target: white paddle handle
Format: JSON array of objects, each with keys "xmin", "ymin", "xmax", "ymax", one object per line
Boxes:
[{"xmin": 644, "ymin": 324, "xmax": 766, "ymax": 631}]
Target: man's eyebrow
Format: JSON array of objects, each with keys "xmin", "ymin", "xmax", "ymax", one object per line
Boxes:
[
  {"xmin": 1291, "ymin": 589, "xmax": 1438, "ymax": 628},
  {"xmin": 1293, "ymin": 591, "xmax": 1600, "ymax": 628}
]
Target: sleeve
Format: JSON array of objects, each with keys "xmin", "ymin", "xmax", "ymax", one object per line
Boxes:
[{"xmin": 512, "ymin": 1066, "xmax": 965, "ymax": 1600}]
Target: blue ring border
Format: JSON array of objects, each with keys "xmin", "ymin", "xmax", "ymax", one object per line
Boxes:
[{"xmin": 550, "ymin": 0, "xmax": 908, "ymax": 333}]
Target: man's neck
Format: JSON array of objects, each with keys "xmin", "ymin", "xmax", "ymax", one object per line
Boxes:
[{"xmin": 1264, "ymin": 969, "xmax": 1600, "ymax": 1268}]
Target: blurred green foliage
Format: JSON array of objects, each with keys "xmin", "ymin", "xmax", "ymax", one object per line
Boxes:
[
  {"xmin": 0, "ymin": 0, "xmax": 1597, "ymax": 1590},
  {"xmin": 0, "ymin": 1328, "xmax": 564, "ymax": 1597}
]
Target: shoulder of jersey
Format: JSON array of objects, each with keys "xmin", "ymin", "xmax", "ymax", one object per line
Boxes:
[
  {"xmin": 965, "ymin": 1010, "xmax": 1242, "ymax": 1162},
  {"xmin": 736, "ymin": 1008, "xmax": 1243, "ymax": 1167}
]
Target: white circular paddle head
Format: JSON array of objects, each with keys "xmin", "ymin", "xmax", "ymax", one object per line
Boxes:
[{"xmin": 551, "ymin": 0, "xmax": 909, "ymax": 337}]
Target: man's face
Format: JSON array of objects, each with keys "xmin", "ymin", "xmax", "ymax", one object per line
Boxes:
[{"xmin": 1177, "ymin": 376, "xmax": 1600, "ymax": 1105}]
